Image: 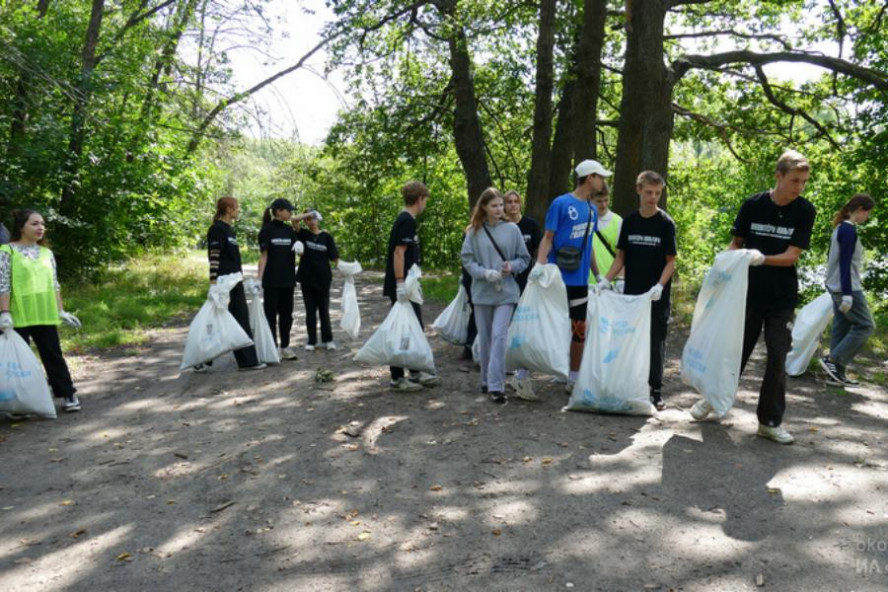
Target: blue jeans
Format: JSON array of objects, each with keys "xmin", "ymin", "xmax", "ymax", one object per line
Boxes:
[{"xmin": 829, "ymin": 290, "xmax": 874, "ymax": 368}]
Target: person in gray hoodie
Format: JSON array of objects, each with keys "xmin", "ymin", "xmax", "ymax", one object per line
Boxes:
[{"xmin": 461, "ymin": 187, "xmax": 531, "ymax": 405}]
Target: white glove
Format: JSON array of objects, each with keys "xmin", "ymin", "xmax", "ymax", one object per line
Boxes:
[
  {"xmin": 598, "ymin": 277, "xmax": 613, "ymax": 291},
  {"xmin": 59, "ymin": 310, "xmax": 81, "ymax": 329},
  {"xmin": 648, "ymin": 283, "xmax": 663, "ymax": 302},
  {"xmin": 0, "ymin": 311, "xmax": 12, "ymax": 331},
  {"xmin": 839, "ymin": 295, "xmax": 853, "ymax": 314},
  {"xmin": 310, "ymin": 210, "xmax": 322, "ymax": 221},
  {"xmin": 529, "ymin": 265, "xmax": 544, "ymax": 281},
  {"xmin": 484, "ymin": 269, "xmax": 502, "ymax": 283},
  {"xmin": 292, "ymin": 240, "xmax": 305, "ymax": 255},
  {"xmin": 396, "ymin": 282, "xmax": 408, "ymax": 303},
  {"xmin": 749, "ymin": 249, "xmax": 766, "ymax": 266}
]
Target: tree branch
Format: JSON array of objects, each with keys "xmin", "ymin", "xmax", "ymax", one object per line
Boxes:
[
  {"xmin": 95, "ymin": 0, "xmax": 178, "ymax": 66},
  {"xmin": 671, "ymin": 102, "xmax": 750, "ymax": 162},
  {"xmin": 673, "ymin": 49, "xmax": 888, "ymax": 92},
  {"xmin": 753, "ymin": 65, "xmax": 841, "ymax": 149},
  {"xmin": 664, "ymin": 29, "xmax": 792, "ymax": 51}
]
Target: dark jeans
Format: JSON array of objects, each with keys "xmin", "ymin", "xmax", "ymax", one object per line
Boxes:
[
  {"xmin": 388, "ymin": 297, "xmax": 424, "ymax": 380},
  {"xmin": 649, "ymin": 298, "xmax": 670, "ymax": 391},
  {"xmin": 301, "ymin": 282, "xmax": 333, "ymax": 345},
  {"xmin": 740, "ymin": 306, "xmax": 793, "ymax": 427},
  {"xmin": 15, "ymin": 325, "xmax": 76, "ymax": 398},
  {"xmin": 229, "ymin": 283, "xmax": 260, "ymax": 368},
  {"xmin": 263, "ymin": 285, "xmax": 295, "ymax": 348}
]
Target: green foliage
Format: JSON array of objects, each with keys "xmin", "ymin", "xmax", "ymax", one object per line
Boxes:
[{"xmin": 60, "ymin": 252, "xmax": 207, "ymax": 353}]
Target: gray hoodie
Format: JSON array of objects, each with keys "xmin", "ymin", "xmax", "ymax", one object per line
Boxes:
[{"xmin": 460, "ymin": 220, "xmax": 530, "ymax": 306}]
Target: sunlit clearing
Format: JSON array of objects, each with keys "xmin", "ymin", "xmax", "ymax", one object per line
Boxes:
[
  {"xmin": 482, "ymin": 499, "xmax": 538, "ymax": 526},
  {"xmin": 157, "ymin": 522, "xmax": 213, "ymax": 555}
]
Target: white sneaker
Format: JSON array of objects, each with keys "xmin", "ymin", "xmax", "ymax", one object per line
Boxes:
[
  {"xmin": 305, "ymin": 344, "xmax": 315, "ymax": 351},
  {"xmin": 239, "ymin": 363, "xmax": 267, "ymax": 372},
  {"xmin": 323, "ymin": 341, "xmax": 337, "ymax": 350},
  {"xmin": 756, "ymin": 424, "xmax": 794, "ymax": 445},
  {"xmin": 63, "ymin": 395, "xmax": 81, "ymax": 412},
  {"xmin": 390, "ymin": 377, "xmax": 423, "ymax": 392},
  {"xmin": 409, "ymin": 371, "xmax": 440, "ymax": 387},
  {"xmin": 689, "ymin": 399, "xmax": 713, "ymax": 420},
  {"xmin": 279, "ymin": 347, "xmax": 298, "ymax": 360},
  {"xmin": 509, "ymin": 376, "xmax": 538, "ymax": 401}
]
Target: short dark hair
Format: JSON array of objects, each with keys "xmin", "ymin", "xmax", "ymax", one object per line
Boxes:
[{"xmin": 401, "ymin": 181, "xmax": 429, "ymax": 206}]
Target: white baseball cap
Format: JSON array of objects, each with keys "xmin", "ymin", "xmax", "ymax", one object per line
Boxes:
[{"xmin": 575, "ymin": 159, "xmax": 612, "ymax": 177}]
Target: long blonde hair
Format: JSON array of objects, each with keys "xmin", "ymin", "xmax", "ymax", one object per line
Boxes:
[{"xmin": 469, "ymin": 187, "xmax": 502, "ymax": 231}]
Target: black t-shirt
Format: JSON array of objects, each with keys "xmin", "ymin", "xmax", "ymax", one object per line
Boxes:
[
  {"xmin": 384, "ymin": 211, "xmax": 420, "ymax": 299},
  {"xmin": 207, "ymin": 220, "xmax": 242, "ymax": 282},
  {"xmin": 515, "ymin": 216, "xmax": 542, "ymax": 292},
  {"xmin": 258, "ymin": 220, "xmax": 297, "ymax": 288},
  {"xmin": 295, "ymin": 228, "xmax": 338, "ymax": 287},
  {"xmin": 731, "ymin": 191, "xmax": 816, "ymax": 310},
  {"xmin": 617, "ymin": 209, "xmax": 677, "ymax": 299}
]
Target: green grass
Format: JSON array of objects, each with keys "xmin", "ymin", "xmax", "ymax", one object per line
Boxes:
[
  {"xmin": 420, "ymin": 271, "xmax": 461, "ymax": 305},
  {"xmin": 60, "ymin": 252, "xmax": 208, "ymax": 354}
]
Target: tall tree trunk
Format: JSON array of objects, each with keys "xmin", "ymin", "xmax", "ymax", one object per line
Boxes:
[
  {"xmin": 543, "ymin": 0, "xmax": 607, "ymax": 222},
  {"xmin": 612, "ymin": 0, "xmax": 675, "ymax": 215},
  {"xmin": 60, "ymin": 0, "xmax": 105, "ymax": 210},
  {"xmin": 446, "ymin": 23, "xmax": 492, "ymax": 208},
  {"xmin": 525, "ymin": 0, "xmax": 558, "ymax": 215}
]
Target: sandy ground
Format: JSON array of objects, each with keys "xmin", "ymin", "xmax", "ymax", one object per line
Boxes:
[{"xmin": 1, "ymin": 271, "xmax": 887, "ymax": 592}]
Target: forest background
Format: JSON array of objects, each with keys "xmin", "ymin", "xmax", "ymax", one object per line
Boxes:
[{"xmin": 1, "ymin": 0, "xmax": 886, "ymax": 317}]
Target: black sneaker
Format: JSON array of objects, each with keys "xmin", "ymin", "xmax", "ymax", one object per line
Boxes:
[
  {"xmin": 650, "ymin": 390, "xmax": 665, "ymax": 411},
  {"xmin": 835, "ymin": 364, "xmax": 860, "ymax": 386},
  {"xmin": 819, "ymin": 356, "xmax": 845, "ymax": 386},
  {"xmin": 488, "ymin": 391, "xmax": 508, "ymax": 405},
  {"xmin": 63, "ymin": 395, "xmax": 81, "ymax": 413},
  {"xmin": 481, "ymin": 385, "xmax": 488, "ymax": 394}
]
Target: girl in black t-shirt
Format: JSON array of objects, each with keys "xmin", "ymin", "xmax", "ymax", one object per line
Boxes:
[
  {"xmin": 295, "ymin": 209, "xmax": 340, "ymax": 350},
  {"xmin": 199, "ymin": 196, "xmax": 264, "ymax": 372},
  {"xmin": 257, "ymin": 198, "xmax": 313, "ymax": 360}
]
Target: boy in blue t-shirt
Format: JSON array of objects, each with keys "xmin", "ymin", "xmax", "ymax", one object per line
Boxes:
[{"xmin": 532, "ymin": 159, "xmax": 608, "ymax": 388}]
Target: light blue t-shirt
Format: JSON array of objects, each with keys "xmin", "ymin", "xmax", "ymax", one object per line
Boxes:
[{"xmin": 544, "ymin": 193, "xmax": 598, "ymax": 286}]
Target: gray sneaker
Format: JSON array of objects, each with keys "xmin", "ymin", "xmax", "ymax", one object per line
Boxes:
[
  {"xmin": 390, "ymin": 377, "xmax": 423, "ymax": 392},
  {"xmin": 689, "ymin": 399, "xmax": 713, "ymax": 420},
  {"xmin": 509, "ymin": 376, "xmax": 538, "ymax": 401},
  {"xmin": 756, "ymin": 424, "xmax": 794, "ymax": 445},
  {"xmin": 409, "ymin": 372, "xmax": 440, "ymax": 387},
  {"xmin": 239, "ymin": 363, "xmax": 267, "ymax": 372},
  {"xmin": 63, "ymin": 395, "xmax": 81, "ymax": 413}
]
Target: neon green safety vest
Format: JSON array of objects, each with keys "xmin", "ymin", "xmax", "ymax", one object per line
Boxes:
[
  {"xmin": 1, "ymin": 244, "xmax": 60, "ymax": 327},
  {"xmin": 592, "ymin": 212, "xmax": 622, "ymax": 280}
]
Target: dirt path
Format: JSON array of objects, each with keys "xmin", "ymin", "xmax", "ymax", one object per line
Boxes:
[{"xmin": 1, "ymin": 272, "xmax": 887, "ymax": 591}]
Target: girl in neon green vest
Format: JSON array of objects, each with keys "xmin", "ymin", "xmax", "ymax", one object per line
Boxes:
[{"xmin": 0, "ymin": 209, "xmax": 81, "ymax": 412}]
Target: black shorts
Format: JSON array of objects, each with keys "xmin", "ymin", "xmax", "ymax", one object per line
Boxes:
[{"xmin": 566, "ymin": 285, "xmax": 589, "ymax": 321}]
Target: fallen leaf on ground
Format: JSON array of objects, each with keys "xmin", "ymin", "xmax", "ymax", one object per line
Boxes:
[
  {"xmin": 357, "ymin": 531, "xmax": 371, "ymax": 541},
  {"xmin": 541, "ymin": 458, "xmax": 553, "ymax": 464},
  {"xmin": 429, "ymin": 485, "xmax": 443, "ymax": 492},
  {"xmin": 116, "ymin": 552, "xmax": 132, "ymax": 561},
  {"xmin": 70, "ymin": 528, "xmax": 87, "ymax": 538},
  {"xmin": 522, "ymin": 456, "xmax": 533, "ymax": 463},
  {"xmin": 60, "ymin": 500, "xmax": 74, "ymax": 506},
  {"xmin": 491, "ymin": 528, "xmax": 502, "ymax": 536}
]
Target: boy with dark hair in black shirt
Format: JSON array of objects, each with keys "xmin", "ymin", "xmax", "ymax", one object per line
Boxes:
[
  {"xmin": 600, "ymin": 170, "xmax": 676, "ymax": 411},
  {"xmin": 690, "ymin": 150, "xmax": 816, "ymax": 445},
  {"xmin": 383, "ymin": 181, "xmax": 440, "ymax": 391}
]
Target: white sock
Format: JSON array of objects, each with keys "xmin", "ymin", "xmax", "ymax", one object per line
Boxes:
[{"xmin": 568, "ymin": 370, "xmax": 578, "ymax": 382}]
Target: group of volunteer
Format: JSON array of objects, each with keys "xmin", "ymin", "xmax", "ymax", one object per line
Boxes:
[{"xmin": 0, "ymin": 150, "xmax": 876, "ymax": 432}]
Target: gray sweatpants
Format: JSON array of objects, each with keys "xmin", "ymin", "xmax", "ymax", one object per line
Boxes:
[{"xmin": 475, "ymin": 303, "xmax": 515, "ymax": 393}]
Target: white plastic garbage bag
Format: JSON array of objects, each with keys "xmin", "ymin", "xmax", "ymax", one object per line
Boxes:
[
  {"xmin": 566, "ymin": 290, "xmax": 654, "ymax": 416},
  {"xmin": 338, "ymin": 261, "xmax": 362, "ymax": 339},
  {"xmin": 0, "ymin": 329, "xmax": 56, "ymax": 419},
  {"xmin": 246, "ymin": 290, "xmax": 280, "ymax": 365},
  {"xmin": 180, "ymin": 273, "xmax": 254, "ymax": 370},
  {"xmin": 681, "ymin": 250, "xmax": 758, "ymax": 416},
  {"xmin": 505, "ymin": 264, "xmax": 570, "ymax": 380},
  {"xmin": 354, "ymin": 265, "xmax": 435, "ymax": 374},
  {"xmin": 785, "ymin": 292, "xmax": 834, "ymax": 376},
  {"xmin": 432, "ymin": 283, "xmax": 471, "ymax": 345}
]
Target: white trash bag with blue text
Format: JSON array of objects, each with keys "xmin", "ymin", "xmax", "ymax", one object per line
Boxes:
[
  {"xmin": 785, "ymin": 292, "xmax": 834, "ymax": 377},
  {"xmin": 180, "ymin": 273, "xmax": 254, "ymax": 370},
  {"xmin": 505, "ymin": 264, "xmax": 570, "ymax": 380},
  {"xmin": 338, "ymin": 261, "xmax": 363, "ymax": 339},
  {"xmin": 354, "ymin": 265, "xmax": 435, "ymax": 374},
  {"xmin": 681, "ymin": 250, "xmax": 758, "ymax": 416},
  {"xmin": 566, "ymin": 290, "xmax": 654, "ymax": 416},
  {"xmin": 0, "ymin": 329, "xmax": 56, "ymax": 419},
  {"xmin": 432, "ymin": 283, "xmax": 471, "ymax": 345}
]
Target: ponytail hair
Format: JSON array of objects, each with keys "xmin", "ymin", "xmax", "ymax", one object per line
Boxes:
[
  {"xmin": 469, "ymin": 187, "xmax": 502, "ymax": 231},
  {"xmin": 832, "ymin": 193, "xmax": 875, "ymax": 227},
  {"xmin": 213, "ymin": 196, "xmax": 238, "ymax": 222},
  {"xmin": 262, "ymin": 207, "xmax": 273, "ymax": 225}
]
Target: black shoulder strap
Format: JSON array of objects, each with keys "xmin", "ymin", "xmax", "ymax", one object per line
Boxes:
[
  {"xmin": 595, "ymin": 230, "xmax": 615, "ymax": 257},
  {"xmin": 482, "ymin": 224, "xmax": 508, "ymax": 262}
]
